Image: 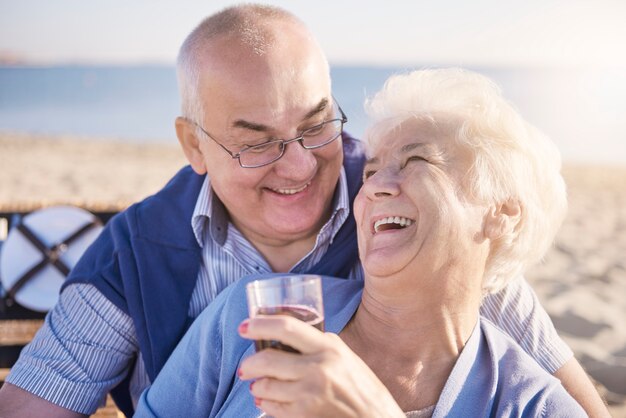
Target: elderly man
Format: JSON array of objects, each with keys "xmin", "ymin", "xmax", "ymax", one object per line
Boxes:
[{"xmin": 0, "ymin": 4, "xmax": 608, "ymax": 418}]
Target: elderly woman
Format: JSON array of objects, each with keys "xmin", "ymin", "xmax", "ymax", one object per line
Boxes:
[{"xmin": 135, "ymin": 69, "xmax": 586, "ymax": 417}]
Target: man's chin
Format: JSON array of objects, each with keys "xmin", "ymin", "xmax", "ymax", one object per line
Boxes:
[{"xmin": 268, "ymin": 214, "xmax": 323, "ymax": 239}]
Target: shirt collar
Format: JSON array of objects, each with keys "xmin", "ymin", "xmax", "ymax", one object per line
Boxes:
[{"xmin": 191, "ymin": 168, "xmax": 351, "ymax": 248}]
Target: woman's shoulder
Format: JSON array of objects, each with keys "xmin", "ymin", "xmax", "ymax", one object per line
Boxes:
[{"xmin": 479, "ymin": 318, "xmax": 586, "ymax": 416}]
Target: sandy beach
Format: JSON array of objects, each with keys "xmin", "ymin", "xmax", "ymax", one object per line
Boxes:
[{"xmin": 1, "ymin": 132, "xmax": 625, "ymax": 415}]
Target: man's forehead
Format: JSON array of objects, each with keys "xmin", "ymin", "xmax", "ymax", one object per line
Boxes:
[
  {"xmin": 226, "ymin": 97, "xmax": 331, "ymax": 133},
  {"xmin": 196, "ymin": 29, "xmax": 331, "ymax": 133},
  {"xmin": 200, "ymin": 21, "xmax": 320, "ymax": 69}
]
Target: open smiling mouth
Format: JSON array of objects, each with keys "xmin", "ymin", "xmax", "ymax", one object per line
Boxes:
[
  {"xmin": 269, "ymin": 182, "xmax": 310, "ymax": 195},
  {"xmin": 373, "ymin": 216, "xmax": 414, "ymax": 234}
]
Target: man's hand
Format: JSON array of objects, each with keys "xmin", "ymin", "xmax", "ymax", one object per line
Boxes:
[
  {"xmin": 0, "ymin": 383, "xmax": 87, "ymax": 418},
  {"xmin": 554, "ymin": 358, "xmax": 611, "ymax": 418}
]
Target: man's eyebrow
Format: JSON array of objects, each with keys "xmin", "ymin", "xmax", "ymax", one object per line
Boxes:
[
  {"xmin": 230, "ymin": 98, "xmax": 330, "ymax": 132},
  {"xmin": 365, "ymin": 156, "xmax": 379, "ymax": 165},
  {"xmin": 303, "ymin": 98, "xmax": 329, "ymax": 120},
  {"xmin": 231, "ymin": 119, "xmax": 269, "ymax": 132}
]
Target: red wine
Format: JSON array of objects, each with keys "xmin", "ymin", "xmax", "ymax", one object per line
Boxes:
[{"xmin": 253, "ymin": 304, "xmax": 324, "ymax": 353}]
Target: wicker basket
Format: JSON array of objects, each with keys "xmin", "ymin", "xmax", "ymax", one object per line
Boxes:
[{"xmin": 0, "ymin": 320, "xmax": 44, "ymax": 345}]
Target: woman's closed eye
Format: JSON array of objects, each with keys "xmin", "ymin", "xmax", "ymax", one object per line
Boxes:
[
  {"xmin": 402, "ymin": 155, "xmax": 428, "ymax": 168},
  {"xmin": 363, "ymin": 169, "xmax": 377, "ymax": 180}
]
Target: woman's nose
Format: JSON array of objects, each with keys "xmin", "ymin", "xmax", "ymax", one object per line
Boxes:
[{"xmin": 362, "ymin": 168, "xmax": 401, "ymax": 200}]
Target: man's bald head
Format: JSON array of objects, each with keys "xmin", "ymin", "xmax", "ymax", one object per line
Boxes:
[{"xmin": 177, "ymin": 4, "xmax": 328, "ymax": 121}]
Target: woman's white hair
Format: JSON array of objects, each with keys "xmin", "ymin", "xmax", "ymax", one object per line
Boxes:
[
  {"xmin": 176, "ymin": 4, "xmax": 304, "ymax": 123},
  {"xmin": 365, "ymin": 68, "xmax": 568, "ymax": 294}
]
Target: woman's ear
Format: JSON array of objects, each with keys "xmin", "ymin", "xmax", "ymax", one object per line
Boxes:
[
  {"xmin": 176, "ymin": 117, "xmax": 207, "ymax": 175},
  {"xmin": 483, "ymin": 200, "xmax": 522, "ymax": 240}
]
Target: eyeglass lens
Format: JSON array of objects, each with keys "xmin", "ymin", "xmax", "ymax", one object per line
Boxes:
[{"xmin": 238, "ymin": 116, "xmax": 344, "ymax": 168}]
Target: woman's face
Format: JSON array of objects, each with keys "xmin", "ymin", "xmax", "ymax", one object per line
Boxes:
[{"xmin": 354, "ymin": 117, "xmax": 489, "ymax": 283}]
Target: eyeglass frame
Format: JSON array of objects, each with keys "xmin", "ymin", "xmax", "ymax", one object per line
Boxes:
[{"xmin": 184, "ymin": 98, "xmax": 348, "ymax": 168}]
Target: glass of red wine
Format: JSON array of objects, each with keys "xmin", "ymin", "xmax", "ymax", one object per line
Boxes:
[{"xmin": 245, "ymin": 275, "xmax": 324, "ymax": 353}]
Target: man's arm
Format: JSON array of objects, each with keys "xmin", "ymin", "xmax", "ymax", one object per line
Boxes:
[
  {"xmin": 0, "ymin": 384, "xmax": 86, "ymax": 418},
  {"xmin": 1, "ymin": 284, "xmax": 138, "ymax": 416},
  {"xmin": 481, "ymin": 275, "xmax": 609, "ymax": 417},
  {"xmin": 555, "ymin": 359, "xmax": 610, "ymax": 418}
]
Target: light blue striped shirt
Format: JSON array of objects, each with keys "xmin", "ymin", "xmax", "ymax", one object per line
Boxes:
[
  {"xmin": 6, "ymin": 169, "xmax": 572, "ymax": 415},
  {"xmin": 7, "ymin": 169, "xmax": 360, "ymax": 413}
]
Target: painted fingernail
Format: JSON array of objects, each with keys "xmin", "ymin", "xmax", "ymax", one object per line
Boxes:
[
  {"xmin": 238, "ymin": 320, "xmax": 249, "ymax": 334},
  {"xmin": 237, "ymin": 368, "xmax": 243, "ymax": 378},
  {"xmin": 254, "ymin": 397, "xmax": 262, "ymax": 407}
]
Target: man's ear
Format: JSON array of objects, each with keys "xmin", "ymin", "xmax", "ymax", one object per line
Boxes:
[
  {"xmin": 176, "ymin": 117, "xmax": 207, "ymax": 175},
  {"xmin": 483, "ymin": 200, "xmax": 522, "ymax": 241}
]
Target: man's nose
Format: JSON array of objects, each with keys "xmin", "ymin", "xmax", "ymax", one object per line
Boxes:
[{"xmin": 273, "ymin": 139, "xmax": 316, "ymax": 177}]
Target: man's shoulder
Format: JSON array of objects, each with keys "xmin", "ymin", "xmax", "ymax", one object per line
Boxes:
[
  {"xmin": 109, "ymin": 165, "xmax": 203, "ymax": 247},
  {"xmin": 133, "ymin": 165, "xmax": 202, "ymax": 214}
]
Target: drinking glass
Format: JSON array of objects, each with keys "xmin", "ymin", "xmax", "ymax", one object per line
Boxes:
[{"xmin": 245, "ymin": 275, "xmax": 324, "ymax": 353}]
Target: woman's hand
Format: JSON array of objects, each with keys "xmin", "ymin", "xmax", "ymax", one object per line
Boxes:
[{"xmin": 237, "ymin": 316, "xmax": 405, "ymax": 418}]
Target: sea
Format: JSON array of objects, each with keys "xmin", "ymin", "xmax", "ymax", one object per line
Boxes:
[{"xmin": 1, "ymin": 65, "xmax": 624, "ymax": 165}]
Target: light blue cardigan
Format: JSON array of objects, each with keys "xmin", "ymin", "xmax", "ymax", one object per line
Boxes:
[{"xmin": 135, "ymin": 276, "xmax": 585, "ymax": 418}]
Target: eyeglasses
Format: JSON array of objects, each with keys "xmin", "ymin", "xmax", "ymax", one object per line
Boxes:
[{"xmin": 187, "ymin": 98, "xmax": 348, "ymax": 168}]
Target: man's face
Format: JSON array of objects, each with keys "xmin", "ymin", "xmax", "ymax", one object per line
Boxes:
[{"xmin": 185, "ymin": 32, "xmax": 343, "ymax": 247}]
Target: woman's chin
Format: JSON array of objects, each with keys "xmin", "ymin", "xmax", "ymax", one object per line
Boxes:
[{"xmin": 362, "ymin": 257, "xmax": 407, "ymax": 279}]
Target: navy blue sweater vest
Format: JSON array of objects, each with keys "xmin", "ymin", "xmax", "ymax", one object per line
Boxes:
[{"xmin": 62, "ymin": 133, "xmax": 365, "ymax": 416}]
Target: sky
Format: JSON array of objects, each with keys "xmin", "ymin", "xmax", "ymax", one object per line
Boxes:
[
  {"xmin": 1, "ymin": 0, "xmax": 625, "ymax": 68},
  {"xmin": 1, "ymin": 0, "xmax": 625, "ymax": 164}
]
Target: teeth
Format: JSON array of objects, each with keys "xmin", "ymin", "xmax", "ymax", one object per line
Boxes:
[
  {"xmin": 272, "ymin": 183, "xmax": 309, "ymax": 195},
  {"xmin": 374, "ymin": 216, "xmax": 413, "ymax": 233}
]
